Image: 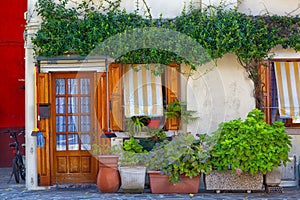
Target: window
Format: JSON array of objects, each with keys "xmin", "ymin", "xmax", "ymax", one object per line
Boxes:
[
  {"xmin": 265, "ymin": 61, "xmax": 300, "ymax": 127},
  {"xmin": 108, "ymin": 63, "xmax": 180, "ymax": 131},
  {"xmin": 123, "ymin": 65, "xmax": 164, "ymax": 118}
]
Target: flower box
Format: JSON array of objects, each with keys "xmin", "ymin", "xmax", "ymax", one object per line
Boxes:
[
  {"xmin": 204, "ymin": 170, "xmax": 264, "ymax": 193},
  {"xmin": 148, "ymin": 171, "xmax": 200, "ymax": 194}
]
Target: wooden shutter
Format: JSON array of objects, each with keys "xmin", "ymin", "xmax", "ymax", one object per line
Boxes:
[
  {"xmin": 37, "ymin": 73, "xmax": 51, "ymax": 186},
  {"xmin": 259, "ymin": 63, "xmax": 272, "ymax": 124},
  {"xmin": 165, "ymin": 63, "xmax": 180, "ymax": 130},
  {"xmin": 97, "ymin": 72, "xmax": 108, "ymax": 131},
  {"xmin": 109, "ymin": 63, "xmax": 123, "ymax": 131}
]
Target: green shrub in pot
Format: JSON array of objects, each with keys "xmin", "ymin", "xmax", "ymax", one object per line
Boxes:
[
  {"xmin": 210, "ymin": 108, "xmax": 292, "ymax": 175},
  {"xmin": 143, "ymin": 133, "xmax": 213, "ymax": 184}
]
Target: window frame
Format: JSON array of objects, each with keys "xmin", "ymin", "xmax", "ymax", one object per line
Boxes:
[
  {"xmin": 108, "ymin": 63, "xmax": 181, "ymax": 132},
  {"xmin": 264, "ymin": 59, "xmax": 300, "ymax": 128}
]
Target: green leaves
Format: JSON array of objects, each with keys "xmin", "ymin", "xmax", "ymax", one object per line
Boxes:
[
  {"xmin": 33, "ymin": 0, "xmax": 300, "ymax": 72},
  {"xmin": 210, "ymin": 109, "xmax": 292, "ymax": 175},
  {"xmin": 142, "ymin": 133, "xmax": 212, "ymax": 184}
]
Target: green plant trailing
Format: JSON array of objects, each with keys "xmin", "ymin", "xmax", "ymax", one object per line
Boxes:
[
  {"xmin": 210, "ymin": 109, "xmax": 292, "ymax": 175},
  {"xmin": 165, "ymin": 101, "xmax": 198, "ymax": 124},
  {"xmin": 33, "ymin": 0, "xmax": 300, "ymax": 63},
  {"xmin": 33, "ymin": 0, "xmax": 300, "ymax": 109},
  {"xmin": 143, "ymin": 133, "xmax": 212, "ymax": 184}
]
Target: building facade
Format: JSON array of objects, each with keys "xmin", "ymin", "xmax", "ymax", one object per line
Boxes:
[{"xmin": 25, "ymin": 0, "xmax": 300, "ymax": 190}]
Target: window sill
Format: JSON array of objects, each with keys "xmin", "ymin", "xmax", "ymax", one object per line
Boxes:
[{"xmin": 285, "ymin": 128, "xmax": 300, "ymax": 135}]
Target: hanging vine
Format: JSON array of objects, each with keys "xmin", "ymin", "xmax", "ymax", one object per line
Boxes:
[{"xmin": 32, "ymin": 0, "xmax": 300, "ymax": 109}]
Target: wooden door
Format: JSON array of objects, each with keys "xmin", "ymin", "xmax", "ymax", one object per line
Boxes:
[{"xmin": 51, "ymin": 72, "xmax": 97, "ymax": 184}]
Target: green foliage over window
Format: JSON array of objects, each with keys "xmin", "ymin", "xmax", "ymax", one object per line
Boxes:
[{"xmin": 32, "ymin": 0, "xmax": 300, "ymax": 108}]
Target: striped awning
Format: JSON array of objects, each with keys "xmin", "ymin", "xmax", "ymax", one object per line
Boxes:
[
  {"xmin": 274, "ymin": 62, "xmax": 300, "ymax": 117},
  {"xmin": 123, "ymin": 64, "xmax": 163, "ymax": 118}
]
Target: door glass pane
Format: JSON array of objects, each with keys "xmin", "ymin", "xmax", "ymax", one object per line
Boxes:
[
  {"xmin": 56, "ymin": 79, "xmax": 65, "ymax": 95},
  {"xmin": 68, "ymin": 79, "xmax": 78, "ymax": 94},
  {"xmin": 68, "ymin": 116, "xmax": 78, "ymax": 132},
  {"xmin": 81, "ymin": 116, "xmax": 90, "ymax": 132},
  {"xmin": 56, "ymin": 97, "xmax": 66, "ymax": 114},
  {"xmin": 81, "ymin": 134, "xmax": 91, "ymax": 150},
  {"xmin": 80, "ymin": 97, "xmax": 90, "ymax": 113},
  {"xmin": 68, "ymin": 97, "xmax": 78, "ymax": 113},
  {"xmin": 80, "ymin": 79, "xmax": 90, "ymax": 94},
  {"xmin": 68, "ymin": 134, "xmax": 79, "ymax": 150},
  {"xmin": 56, "ymin": 134, "xmax": 66, "ymax": 151},
  {"xmin": 56, "ymin": 116, "xmax": 66, "ymax": 132}
]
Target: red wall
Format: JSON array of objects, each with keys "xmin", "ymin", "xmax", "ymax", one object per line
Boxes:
[{"xmin": 0, "ymin": 1, "xmax": 27, "ymax": 167}]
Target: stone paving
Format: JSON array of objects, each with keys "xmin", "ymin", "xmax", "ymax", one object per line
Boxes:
[{"xmin": 1, "ymin": 168, "xmax": 300, "ymax": 200}]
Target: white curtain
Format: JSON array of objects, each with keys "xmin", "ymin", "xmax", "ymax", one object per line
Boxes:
[
  {"xmin": 274, "ymin": 61, "xmax": 300, "ymax": 117},
  {"xmin": 55, "ymin": 77, "xmax": 91, "ymax": 151},
  {"xmin": 123, "ymin": 64, "xmax": 163, "ymax": 118}
]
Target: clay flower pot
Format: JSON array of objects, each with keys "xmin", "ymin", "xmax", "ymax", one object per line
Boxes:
[
  {"xmin": 147, "ymin": 170, "xmax": 200, "ymax": 194},
  {"xmin": 96, "ymin": 155, "xmax": 120, "ymax": 193}
]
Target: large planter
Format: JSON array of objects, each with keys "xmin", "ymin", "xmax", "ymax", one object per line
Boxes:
[
  {"xmin": 119, "ymin": 166, "xmax": 146, "ymax": 193},
  {"xmin": 148, "ymin": 170, "xmax": 200, "ymax": 194},
  {"xmin": 205, "ymin": 170, "xmax": 264, "ymax": 193},
  {"xmin": 265, "ymin": 166, "xmax": 283, "ymax": 186},
  {"xmin": 96, "ymin": 155, "xmax": 121, "ymax": 193}
]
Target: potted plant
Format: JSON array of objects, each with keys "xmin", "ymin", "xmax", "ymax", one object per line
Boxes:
[
  {"xmin": 205, "ymin": 109, "xmax": 292, "ymax": 193},
  {"xmin": 143, "ymin": 133, "xmax": 212, "ymax": 194},
  {"xmin": 126, "ymin": 116, "xmax": 150, "ymax": 137},
  {"xmin": 118, "ymin": 138, "xmax": 147, "ymax": 193},
  {"xmin": 165, "ymin": 101, "xmax": 198, "ymax": 125},
  {"xmin": 92, "ymin": 143, "xmax": 121, "ymax": 193}
]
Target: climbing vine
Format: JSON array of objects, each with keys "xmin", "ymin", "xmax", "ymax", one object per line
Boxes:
[{"xmin": 32, "ymin": 0, "xmax": 300, "ymax": 109}]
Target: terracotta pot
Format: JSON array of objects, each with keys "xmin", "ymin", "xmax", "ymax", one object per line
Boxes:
[
  {"xmin": 147, "ymin": 170, "xmax": 200, "ymax": 194},
  {"xmin": 96, "ymin": 155, "xmax": 120, "ymax": 193}
]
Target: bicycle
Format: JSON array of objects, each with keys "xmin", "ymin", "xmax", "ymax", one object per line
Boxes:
[{"xmin": 5, "ymin": 129, "xmax": 26, "ymax": 184}]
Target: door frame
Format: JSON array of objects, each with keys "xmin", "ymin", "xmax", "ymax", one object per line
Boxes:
[{"xmin": 49, "ymin": 71, "xmax": 98, "ymax": 184}]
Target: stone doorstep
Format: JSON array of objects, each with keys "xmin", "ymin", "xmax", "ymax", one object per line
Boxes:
[{"xmin": 54, "ymin": 183, "xmax": 98, "ymax": 190}]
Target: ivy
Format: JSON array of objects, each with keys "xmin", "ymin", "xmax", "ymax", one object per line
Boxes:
[
  {"xmin": 32, "ymin": 0, "xmax": 300, "ymax": 109},
  {"xmin": 33, "ymin": 0, "xmax": 300, "ymax": 62}
]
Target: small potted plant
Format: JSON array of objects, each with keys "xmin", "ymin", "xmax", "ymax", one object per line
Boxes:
[
  {"xmin": 205, "ymin": 109, "xmax": 292, "ymax": 193},
  {"xmin": 126, "ymin": 116, "xmax": 150, "ymax": 137},
  {"xmin": 92, "ymin": 142, "xmax": 121, "ymax": 193},
  {"xmin": 143, "ymin": 133, "xmax": 212, "ymax": 194},
  {"xmin": 165, "ymin": 101, "xmax": 198, "ymax": 125},
  {"xmin": 118, "ymin": 138, "xmax": 147, "ymax": 193}
]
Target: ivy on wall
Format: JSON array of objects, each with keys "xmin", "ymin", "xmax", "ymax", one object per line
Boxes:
[{"xmin": 32, "ymin": 0, "xmax": 300, "ymax": 109}]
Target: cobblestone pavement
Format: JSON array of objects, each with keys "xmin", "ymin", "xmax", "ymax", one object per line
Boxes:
[{"xmin": 1, "ymin": 168, "xmax": 300, "ymax": 200}]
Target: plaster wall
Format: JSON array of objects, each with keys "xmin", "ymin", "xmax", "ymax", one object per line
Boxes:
[
  {"xmin": 186, "ymin": 54, "xmax": 255, "ymax": 135},
  {"xmin": 286, "ymin": 130, "xmax": 300, "ymax": 159},
  {"xmin": 238, "ymin": 0, "xmax": 300, "ymax": 16}
]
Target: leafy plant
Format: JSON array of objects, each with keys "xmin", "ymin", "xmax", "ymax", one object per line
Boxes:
[
  {"xmin": 118, "ymin": 150, "xmax": 146, "ymax": 166},
  {"xmin": 143, "ymin": 133, "xmax": 212, "ymax": 184},
  {"xmin": 118, "ymin": 138, "xmax": 147, "ymax": 166},
  {"xmin": 126, "ymin": 116, "xmax": 150, "ymax": 137},
  {"xmin": 92, "ymin": 142, "xmax": 119, "ymax": 155},
  {"xmin": 122, "ymin": 137, "xmax": 145, "ymax": 153},
  {"xmin": 210, "ymin": 108, "xmax": 292, "ymax": 175},
  {"xmin": 165, "ymin": 101, "xmax": 198, "ymax": 124},
  {"xmin": 146, "ymin": 127, "xmax": 166, "ymax": 141}
]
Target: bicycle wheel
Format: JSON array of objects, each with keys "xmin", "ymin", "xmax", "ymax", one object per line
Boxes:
[
  {"xmin": 12, "ymin": 157, "xmax": 20, "ymax": 183},
  {"xmin": 17, "ymin": 155, "xmax": 25, "ymax": 180},
  {"xmin": 20, "ymin": 165, "xmax": 25, "ymax": 181}
]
